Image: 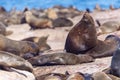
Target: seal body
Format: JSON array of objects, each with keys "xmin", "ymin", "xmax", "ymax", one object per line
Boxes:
[
  {"xmin": 110, "ymin": 47, "xmax": 120, "ymax": 77},
  {"xmin": 65, "ymin": 13, "xmax": 97, "ymax": 54},
  {"xmin": 0, "ymin": 34, "xmax": 39, "ymax": 58},
  {"xmin": 97, "ymin": 21, "xmax": 120, "ymax": 35},
  {"xmin": 21, "ymin": 36, "xmax": 51, "ymax": 52},
  {"xmin": 86, "ymin": 35, "xmax": 120, "ymax": 58},
  {"xmin": 0, "ymin": 51, "xmax": 33, "ymax": 72},
  {"xmin": 25, "ymin": 11, "xmax": 52, "ymax": 29},
  {"xmin": 28, "ymin": 52, "xmax": 94, "ymax": 66}
]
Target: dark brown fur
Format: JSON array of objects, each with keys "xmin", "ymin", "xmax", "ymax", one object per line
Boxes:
[{"xmin": 65, "ymin": 13, "xmax": 97, "ymax": 54}]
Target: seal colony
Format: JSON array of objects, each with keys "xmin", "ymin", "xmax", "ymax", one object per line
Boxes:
[
  {"xmin": 0, "ymin": 5, "xmax": 120, "ymax": 80},
  {"xmin": 27, "ymin": 13, "xmax": 120, "ymax": 66}
]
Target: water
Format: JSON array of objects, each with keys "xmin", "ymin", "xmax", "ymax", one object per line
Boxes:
[{"xmin": 0, "ymin": 0, "xmax": 120, "ymax": 11}]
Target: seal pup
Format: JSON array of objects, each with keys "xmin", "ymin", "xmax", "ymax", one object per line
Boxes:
[
  {"xmin": 0, "ymin": 51, "xmax": 33, "ymax": 77},
  {"xmin": 28, "ymin": 52, "xmax": 94, "ymax": 66},
  {"xmin": 0, "ymin": 34, "xmax": 39, "ymax": 58},
  {"xmin": 52, "ymin": 17, "xmax": 73, "ymax": 27},
  {"xmin": 110, "ymin": 44, "xmax": 120, "ymax": 77},
  {"xmin": 96, "ymin": 20, "xmax": 120, "ymax": 35},
  {"xmin": 21, "ymin": 35, "xmax": 51, "ymax": 52},
  {"xmin": 65, "ymin": 13, "xmax": 97, "ymax": 54},
  {"xmin": 86, "ymin": 35, "xmax": 120, "ymax": 58},
  {"xmin": 24, "ymin": 11, "xmax": 52, "ymax": 29}
]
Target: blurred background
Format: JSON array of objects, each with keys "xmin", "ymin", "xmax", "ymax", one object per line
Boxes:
[{"xmin": 0, "ymin": 0, "xmax": 119, "ymax": 11}]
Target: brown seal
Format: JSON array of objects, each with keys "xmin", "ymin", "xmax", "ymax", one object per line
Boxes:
[
  {"xmin": 0, "ymin": 34, "xmax": 39, "ymax": 58},
  {"xmin": 28, "ymin": 52, "xmax": 94, "ymax": 66},
  {"xmin": 65, "ymin": 13, "xmax": 97, "ymax": 54},
  {"xmin": 96, "ymin": 20, "xmax": 120, "ymax": 35},
  {"xmin": 0, "ymin": 51, "xmax": 33, "ymax": 76},
  {"xmin": 21, "ymin": 35, "xmax": 51, "ymax": 52},
  {"xmin": 52, "ymin": 17, "xmax": 73, "ymax": 27},
  {"xmin": 24, "ymin": 11, "xmax": 52, "ymax": 29},
  {"xmin": 86, "ymin": 35, "xmax": 120, "ymax": 58}
]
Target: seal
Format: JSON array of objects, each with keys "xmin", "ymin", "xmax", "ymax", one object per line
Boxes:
[
  {"xmin": 65, "ymin": 13, "xmax": 97, "ymax": 54},
  {"xmin": 86, "ymin": 35, "xmax": 120, "ymax": 58},
  {"xmin": 110, "ymin": 44, "xmax": 120, "ymax": 77},
  {"xmin": 96, "ymin": 20, "xmax": 120, "ymax": 35},
  {"xmin": 28, "ymin": 52, "xmax": 94, "ymax": 66},
  {"xmin": 0, "ymin": 51, "xmax": 33, "ymax": 77},
  {"xmin": 21, "ymin": 35, "xmax": 51, "ymax": 52},
  {"xmin": 92, "ymin": 72, "xmax": 112, "ymax": 80},
  {"xmin": 52, "ymin": 17, "xmax": 73, "ymax": 27},
  {"xmin": 24, "ymin": 11, "xmax": 52, "ymax": 29},
  {"xmin": 0, "ymin": 34, "xmax": 39, "ymax": 58}
]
